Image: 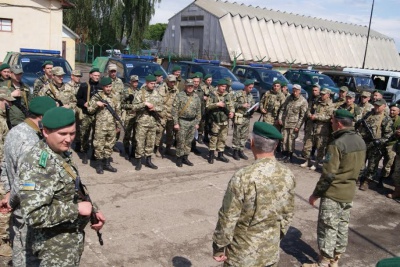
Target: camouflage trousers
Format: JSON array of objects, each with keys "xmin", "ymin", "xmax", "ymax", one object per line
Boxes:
[
  {"xmin": 282, "ymin": 128, "xmax": 299, "ymax": 153},
  {"xmin": 262, "ymin": 113, "xmax": 276, "ymax": 125},
  {"xmin": 363, "ymin": 144, "xmax": 382, "ymax": 180},
  {"xmin": 317, "ymin": 197, "xmax": 352, "ymax": 259},
  {"xmin": 198, "ymin": 117, "xmax": 205, "ymax": 135},
  {"xmin": 176, "ymin": 119, "xmax": 196, "ymax": 157},
  {"xmin": 122, "ymin": 115, "xmax": 136, "ymax": 149},
  {"xmin": 314, "ymin": 134, "xmax": 330, "ymax": 162},
  {"xmin": 80, "ymin": 114, "xmax": 96, "ymax": 152},
  {"xmin": 156, "ymin": 119, "xmax": 174, "ymax": 147},
  {"xmin": 0, "ymin": 187, "xmax": 10, "ymax": 249},
  {"xmin": 135, "ymin": 123, "xmax": 157, "ymax": 158},
  {"xmin": 232, "ymin": 117, "xmax": 250, "ymax": 151},
  {"xmin": 302, "ymin": 121, "xmax": 316, "ymax": 158},
  {"xmin": 223, "ymin": 262, "xmax": 278, "ymax": 267},
  {"xmin": 391, "ymin": 156, "xmax": 400, "ymax": 186},
  {"xmin": 93, "ymin": 124, "xmax": 116, "ymax": 159},
  {"xmin": 382, "ymin": 144, "xmax": 396, "ymax": 178},
  {"xmin": 209, "ymin": 122, "xmax": 228, "ymax": 151},
  {"xmin": 30, "ymin": 228, "xmax": 85, "ymax": 267}
]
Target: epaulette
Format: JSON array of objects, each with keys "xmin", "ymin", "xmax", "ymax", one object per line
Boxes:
[{"xmin": 39, "ymin": 150, "xmax": 49, "ymax": 168}]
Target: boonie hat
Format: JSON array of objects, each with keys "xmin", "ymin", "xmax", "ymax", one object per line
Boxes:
[
  {"xmin": 167, "ymin": 75, "xmax": 177, "ymax": 82},
  {"xmin": 11, "ymin": 65, "xmax": 23, "ymax": 74},
  {"xmin": 52, "ymin": 67, "xmax": 65, "ymax": 76},
  {"xmin": 253, "ymin": 121, "xmax": 283, "ymax": 140},
  {"xmin": 71, "ymin": 70, "xmax": 82, "ymax": 77},
  {"xmin": 42, "ymin": 107, "xmax": 75, "ymax": 129}
]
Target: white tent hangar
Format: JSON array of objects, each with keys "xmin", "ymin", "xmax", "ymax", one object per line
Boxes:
[{"xmin": 160, "ymin": 0, "xmax": 400, "ymax": 71}]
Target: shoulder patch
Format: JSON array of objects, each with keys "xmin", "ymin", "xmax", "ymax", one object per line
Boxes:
[
  {"xmin": 39, "ymin": 150, "xmax": 48, "ymax": 168},
  {"xmin": 22, "ymin": 181, "xmax": 36, "ymax": 191}
]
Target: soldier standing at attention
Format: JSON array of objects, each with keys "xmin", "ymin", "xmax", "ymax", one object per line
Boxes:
[
  {"xmin": 38, "ymin": 66, "xmax": 65, "ymax": 106},
  {"xmin": 302, "ymin": 84, "xmax": 321, "ymax": 161},
  {"xmin": 231, "ymin": 79, "xmax": 256, "ymax": 161},
  {"xmin": 0, "ymin": 88, "xmax": 14, "ymax": 257},
  {"xmin": 201, "ymin": 74, "xmax": 214, "ymax": 143},
  {"xmin": 338, "ymin": 91, "xmax": 361, "ymax": 121},
  {"xmin": 122, "ymin": 75, "xmax": 140, "ymax": 160},
  {"xmin": 301, "ymin": 88, "xmax": 334, "ymax": 171},
  {"xmin": 171, "ymin": 65, "xmax": 184, "ymax": 92},
  {"xmin": 18, "ymin": 107, "xmax": 105, "ymax": 266},
  {"xmin": 359, "ymin": 91, "xmax": 374, "ymax": 117},
  {"xmin": 0, "ymin": 63, "xmax": 11, "ymax": 84},
  {"xmin": 88, "ymin": 77, "xmax": 120, "ymax": 174},
  {"xmin": 156, "ymin": 74, "xmax": 178, "ymax": 157},
  {"xmin": 131, "ymin": 75, "xmax": 163, "ymax": 171},
  {"xmin": 260, "ymin": 80, "xmax": 285, "ymax": 125},
  {"xmin": 191, "ymin": 74, "xmax": 204, "ymax": 155},
  {"xmin": 33, "ymin": 61, "xmax": 53, "ymax": 96},
  {"xmin": 333, "ymin": 86, "xmax": 348, "ymax": 108},
  {"xmin": 1, "ymin": 96, "xmax": 56, "ymax": 266},
  {"xmin": 278, "ymin": 84, "xmax": 308, "ymax": 163},
  {"xmin": 65, "ymin": 70, "xmax": 82, "ymax": 95},
  {"xmin": 357, "ymin": 99, "xmax": 392, "ymax": 191},
  {"xmin": 107, "ymin": 64, "xmax": 124, "ymax": 99},
  {"xmin": 206, "ymin": 79, "xmax": 234, "ymax": 164},
  {"xmin": 212, "ymin": 122, "xmax": 295, "ymax": 267},
  {"xmin": 304, "ymin": 110, "xmax": 366, "ymax": 267},
  {"xmin": 76, "ymin": 68, "xmax": 102, "ymax": 164},
  {"xmin": 172, "ymin": 79, "xmax": 201, "ymax": 167}
]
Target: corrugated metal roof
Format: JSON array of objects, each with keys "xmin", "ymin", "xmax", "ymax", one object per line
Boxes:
[{"xmin": 194, "ymin": 0, "xmax": 400, "ymax": 70}]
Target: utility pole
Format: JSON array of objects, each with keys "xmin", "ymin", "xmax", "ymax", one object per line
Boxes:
[{"xmin": 362, "ymin": 0, "xmax": 375, "ymax": 69}]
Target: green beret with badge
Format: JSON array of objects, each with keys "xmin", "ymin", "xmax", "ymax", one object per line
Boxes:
[
  {"xmin": 243, "ymin": 79, "xmax": 254, "ymax": 86},
  {"xmin": 195, "ymin": 72, "xmax": 203, "ymax": 78},
  {"xmin": 41, "ymin": 61, "xmax": 53, "ymax": 68},
  {"xmin": 204, "ymin": 74, "xmax": 212, "ymax": 80},
  {"xmin": 0, "ymin": 63, "xmax": 10, "ymax": 71},
  {"xmin": 253, "ymin": 121, "xmax": 283, "ymax": 140},
  {"xmin": 172, "ymin": 65, "xmax": 181, "ymax": 72},
  {"xmin": 100, "ymin": 77, "xmax": 112, "ymax": 86},
  {"xmin": 272, "ymin": 80, "xmax": 281, "ymax": 85},
  {"xmin": 154, "ymin": 70, "xmax": 163, "ymax": 76},
  {"xmin": 29, "ymin": 96, "xmax": 57, "ymax": 115},
  {"xmin": 42, "ymin": 107, "xmax": 75, "ymax": 129},
  {"xmin": 190, "ymin": 73, "xmax": 201, "ymax": 79},
  {"xmin": 89, "ymin": 67, "xmax": 100, "ymax": 74},
  {"xmin": 145, "ymin": 74, "xmax": 156, "ymax": 82},
  {"xmin": 334, "ymin": 109, "xmax": 354, "ymax": 119},
  {"xmin": 217, "ymin": 79, "xmax": 228, "ymax": 85}
]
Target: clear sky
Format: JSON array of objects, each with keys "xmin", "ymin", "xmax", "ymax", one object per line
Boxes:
[{"xmin": 150, "ymin": 0, "xmax": 400, "ymax": 51}]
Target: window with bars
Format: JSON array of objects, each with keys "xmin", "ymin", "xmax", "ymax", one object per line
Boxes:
[{"xmin": 0, "ymin": 18, "xmax": 12, "ymax": 32}]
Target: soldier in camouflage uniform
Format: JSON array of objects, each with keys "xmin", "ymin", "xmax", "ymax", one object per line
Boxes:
[
  {"xmin": 121, "ymin": 75, "xmax": 140, "ymax": 160},
  {"xmin": 278, "ymin": 84, "xmax": 308, "ymax": 163},
  {"xmin": 0, "ymin": 63, "xmax": 11, "ymax": 85},
  {"xmin": 337, "ymin": 91, "xmax": 361, "ymax": 121},
  {"xmin": 333, "ymin": 86, "xmax": 348, "ymax": 108},
  {"xmin": 33, "ymin": 61, "xmax": 53, "ymax": 97},
  {"xmin": 301, "ymin": 88, "xmax": 334, "ymax": 171},
  {"xmin": 107, "ymin": 64, "xmax": 124, "ymax": 99},
  {"xmin": 201, "ymin": 74, "xmax": 214, "ymax": 143},
  {"xmin": 206, "ymin": 79, "xmax": 234, "ymax": 164},
  {"xmin": 18, "ymin": 107, "xmax": 105, "ymax": 267},
  {"xmin": 131, "ymin": 75, "xmax": 164, "ymax": 171},
  {"xmin": 305, "ymin": 109, "xmax": 366, "ymax": 267},
  {"xmin": 1, "ymin": 96, "xmax": 56, "ymax": 266},
  {"xmin": 154, "ymin": 70, "xmax": 164, "ymax": 90},
  {"xmin": 357, "ymin": 99, "xmax": 393, "ymax": 190},
  {"xmin": 190, "ymin": 75, "xmax": 204, "ymax": 155},
  {"xmin": 260, "ymin": 80, "xmax": 285, "ymax": 125},
  {"xmin": 65, "ymin": 70, "xmax": 83, "ymax": 151},
  {"xmin": 0, "ymin": 89, "xmax": 15, "ymax": 257},
  {"xmin": 231, "ymin": 79, "xmax": 256, "ymax": 161},
  {"xmin": 38, "ymin": 66, "xmax": 66, "ymax": 106},
  {"xmin": 172, "ymin": 79, "xmax": 201, "ymax": 167},
  {"xmin": 387, "ymin": 119, "xmax": 400, "ymax": 199},
  {"xmin": 359, "ymin": 91, "xmax": 374, "ymax": 117},
  {"xmin": 372, "ymin": 90, "xmax": 390, "ymax": 115},
  {"xmin": 303, "ymin": 84, "xmax": 321, "ymax": 160},
  {"xmin": 212, "ymin": 122, "xmax": 295, "ymax": 267},
  {"xmin": 171, "ymin": 65, "xmax": 185, "ymax": 92},
  {"xmin": 88, "ymin": 77, "xmax": 120, "ymax": 174},
  {"xmin": 156, "ymin": 74, "xmax": 179, "ymax": 157},
  {"xmin": 281, "ymin": 82, "xmax": 290, "ymax": 100}
]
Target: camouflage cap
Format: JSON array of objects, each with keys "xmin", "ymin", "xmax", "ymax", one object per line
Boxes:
[
  {"xmin": 374, "ymin": 98, "xmax": 386, "ymax": 106},
  {"xmin": 71, "ymin": 70, "xmax": 82, "ymax": 77},
  {"xmin": 253, "ymin": 121, "xmax": 283, "ymax": 140},
  {"xmin": 361, "ymin": 91, "xmax": 371, "ymax": 97},
  {"xmin": 340, "ymin": 86, "xmax": 349, "ymax": 92},
  {"xmin": 52, "ymin": 66, "xmax": 65, "ymax": 76},
  {"xmin": 42, "ymin": 107, "xmax": 75, "ymax": 129},
  {"xmin": 41, "ymin": 61, "xmax": 53, "ymax": 68},
  {"xmin": 0, "ymin": 63, "xmax": 10, "ymax": 71},
  {"xmin": 320, "ymin": 88, "xmax": 331, "ymax": 95},
  {"xmin": 11, "ymin": 65, "xmax": 23, "ymax": 74},
  {"xmin": 346, "ymin": 91, "xmax": 355, "ymax": 98},
  {"xmin": 167, "ymin": 74, "xmax": 176, "ymax": 82},
  {"xmin": 292, "ymin": 84, "xmax": 301, "ymax": 90},
  {"xmin": 108, "ymin": 64, "xmax": 117, "ymax": 71},
  {"xmin": 0, "ymin": 86, "xmax": 15, "ymax": 101},
  {"xmin": 185, "ymin": 79, "xmax": 194, "ymax": 86},
  {"xmin": 130, "ymin": 75, "xmax": 139, "ymax": 81}
]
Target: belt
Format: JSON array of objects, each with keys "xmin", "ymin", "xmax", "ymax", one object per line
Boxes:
[{"xmin": 179, "ymin": 117, "xmax": 196, "ymax": 121}]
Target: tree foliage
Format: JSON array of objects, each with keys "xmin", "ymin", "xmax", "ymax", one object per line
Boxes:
[
  {"xmin": 144, "ymin": 23, "xmax": 167, "ymax": 41},
  {"xmin": 63, "ymin": 0, "xmax": 161, "ymax": 51}
]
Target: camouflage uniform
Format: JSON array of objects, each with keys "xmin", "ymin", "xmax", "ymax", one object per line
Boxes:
[
  {"xmin": 0, "ymin": 109, "xmax": 8, "ymax": 161},
  {"xmin": 359, "ymin": 102, "xmax": 374, "ymax": 118},
  {"xmin": 121, "ymin": 85, "xmax": 138, "ymax": 156},
  {"xmin": 171, "ymin": 91, "xmax": 201, "ymax": 157},
  {"xmin": 381, "ymin": 115, "xmax": 400, "ymax": 179},
  {"xmin": 156, "ymin": 82, "xmax": 178, "ymax": 148},
  {"xmin": 232, "ymin": 90, "xmax": 255, "ymax": 152},
  {"xmin": 302, "ymin": 96, "xmax": 320, "ymax": 158},
  {"xmin": 111, "ymin": 77, "xmax": 124, "ymax": 101},
  {"xmin": 357, "ymin": 111, "xmax": 393, "ymax": 187},
  {"xmin": 278, "ymin": 94, "xmax": 308, "ymax": 153},
  {"xmin": 4, "ymin": 80, "xmax": 31, "ymax": 127},
  {"xmin": 64, "ymin": 80, "xmax": 82, "ymax": 145},
  {"xmin": 131, "ymin": 87, "xmax": 163, "ymax": 158},
  {"xmin": 18, "ymin": 140, "xmax": 94, "ymax": 266},
  {"xmin": 38, "ymin": 80, "xmax": 64, "ymax": 105},
  {"xmin": 333, "ymin": 97, "xmax": 346, "ymax": 109},
  {"xmin": 260, "ymin": 90, "xmax": 285, "ymax": 125},
  {"xmin": 88, "ymin": 91, "xmax": 120, "ymax": 160},
  {"xmin": 1, "ymin": 120, "xmax": 43, "ymax": 266},
  {"xmin": 212, "ymin": 157, "xmax": 295, "ymax": 267},
  {"xmin": 33, "ymin": 75, "xmax": 51, "ymax": 97},
  {"xmin": 311, "ymin": 127, "xmax": 366, "ymax": 263},
  {"xmin": 206, "ymin": 91, "xmax": 234, "ymax": 152}
]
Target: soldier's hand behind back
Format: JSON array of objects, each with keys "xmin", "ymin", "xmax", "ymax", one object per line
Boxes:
[{"xmin": 78, "ymin": 201, "xmax": 93, "ymax": 216}]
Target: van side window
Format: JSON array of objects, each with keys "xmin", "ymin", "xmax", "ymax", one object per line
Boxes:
[{"xmin": 391, "ymin": 78, "xmax": 400, "ymax": 90}]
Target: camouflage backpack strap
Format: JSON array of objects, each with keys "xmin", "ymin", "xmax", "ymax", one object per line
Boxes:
[
  {"xmin": 48, "ymin": 82, "xmax": 58, "ymax": 100},
  {"xmin": 86, "ymin": 82, "xmax": 91, "ymax": 103},
  {"xmin": 21, "ymin": 88, "xmax": 29, "ymax": 107},
  {"xmin": 7, "ymin": 80, "xmax": 11, "ymax": 88},
  {"xmin": 141, "ymin": 88, "xmax": 146, "ymax": 102}
]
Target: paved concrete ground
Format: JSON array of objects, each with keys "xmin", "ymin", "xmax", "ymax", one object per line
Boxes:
[{"xmin": 73, "ymin": 117, "xmax": 399, "ymax": 267}]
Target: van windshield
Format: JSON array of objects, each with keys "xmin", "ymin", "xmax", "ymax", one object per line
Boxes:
[{"xmin": 355, "ymin": 77, "xmax": 374, "ymax": 88}]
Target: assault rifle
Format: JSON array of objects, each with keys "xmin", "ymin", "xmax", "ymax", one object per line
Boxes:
[
  {"xmin": 146, "ymin": 107, "xmax": 162, "ymax": 123},
  {"xmin": 93, "ymin": 92, "xmax": 126, "ymax": 132},
  {"xmin": 36, "ymin": 72, "xmax": 64, "ymax": 106}
]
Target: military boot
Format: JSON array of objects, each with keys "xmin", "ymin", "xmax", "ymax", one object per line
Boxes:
[
  {"xmin": 217, "ymin": 152, "xmax": 229, "ymax": 163},
  {"xmin": 300, "ymin": 159, "xmax": 311, "ymax": 168},
  {"xmin": 310, "ymin": 161, "xmax": 319, "ymax": 171},
  {"xmin": 135, "ymin": 157, "xmax": 142, "ymax": 171},
  {"xmin": 74, "ymin": 142, "xmax": 81, "ymax": 153},
  {"xmin": 176, "ymin": 156, "xmax": 183, "ymax": 167},
  {"xmin": 197, "ymin": 134, "xmax": 204, "ymax": 144},
  {"xmin": 359, "ymin": 180, "xmax": 369, "ymax": 191},
  {"xmin": 112, "ymin": 145, "xmax": 119, "ymax": 153},
  {"xmin": 104, "ymin": 158, "xmax": 117, "ymax": 172},
  {"xmin": 208, "ymin": 150, "xmax": 215, "ymax": 164},
  {"xmin": 191, "ymin": 140, "xmax": 201, "ymax": 155},
  {"xmin": 279, "ymin": 151, "xmax": 288, "ymax": 161},
  {"xmin": 129, "ymin": 147, "xmax": 135, "ymax": 160},
  {"xmin": 124, "ymin": 146, "xmax": 130, "ymax": 160},
  {"xmin": 95, "ymin": 159, "xmax": 104, "ymax": 174},
  {"xmin": 145, "ymin": 156, "xmax": 158, "ymax": 169},
  {"xmin": 284, "ymin": 152, "xmax": 293, "ymax": 163},
  {"xmin": 238, "ymin": 150, "xmax": 248, "ymax": 160},
  {"xmin": 387, "ymin": 186, "xmax": 400, "ymax": 199},
  {"xmin": 155, "ymin": 146, "xmax": 162, "ymax": 158},
  {"xmin": 302, "ymin": 255, "xmax": 331, "ymax": 267},
  {"xmin": 82, "ymin": 153, "xmax": 88, "ymax": 165},
  {"xmin": 182, "ymin": 155, "xmax": 194, "ymax": 166},
  {"xmin": 232, "ymin": 150, "xmax": 240, "ymax": 161},
  {"xmin": 165, "ymin": 145, "xmax": 174, "ymax": 156}
]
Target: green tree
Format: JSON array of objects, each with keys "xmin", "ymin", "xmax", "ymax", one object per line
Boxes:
[{"xmin": 144, "ymin": 23, "xmax": 167, "ymax": 41}]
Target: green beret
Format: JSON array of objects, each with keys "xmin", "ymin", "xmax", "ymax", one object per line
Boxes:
[
  {"xmin": 389, "ymin": 103, "xmax": 400, "ymax": 109},
  {"xmin": 29, "ymin": 96, "xmax": 57, "ymax": 115},
  {"xmin": 253, "ymin": 122, "xmax": 283, "ymax": 140},
  {"xmin": 42, "ymin": 107, "xmax": 75, "ymax": 129},
  {"xmin": 281, "ymin": 82, "xmax": 288, "ymax": 87},
  {"xmin": 146, "ymin": 74, "xmax": 156, "ymax": 82},
  {"xmin": 172, "ymin": 65, "xmax": 181, "ymax": 72},
  {"xmin": 244, "ymin": 79, "xmax": 254, "ymax": 86},
  {"xmin": 190, "ymin": 73, "xmax": 201, "ymax": 79},
  {"xmin": 154, "ymin": 70, "xmax": 163, "ymax": 76},
  {"xmin": 272, "ymin": 80, "xmax": 281, "ymax": 85},
  {"xmin": 334, "ymin": 109, "xmax": 354, "ymax": 120},
  {"xmin": 195, "ymin": 72, "xmax": 203, "ymax": 78},
  {"xmin": 89, "ymin": 67, "xmax": 100, "ymax": 74},
  {"xmin": 100, "ymin": 77, "xmax": 112, "ymax": 86},
  {"xmin": 41, "ymin": 61, "xmax": 53, "ymax": 68},
  {"xmin": 204, "ymin": 74, "xmax": 212, "ymax": 80},
  {"xmin": 217, "ymin": 79, "xmax": 228, "ymax": 85},
  {"xmin": 0, "ymin": 63, "xmax": 10, "ymax": 71}
]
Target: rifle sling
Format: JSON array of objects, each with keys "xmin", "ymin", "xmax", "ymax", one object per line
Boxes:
[
  {"xmin": 87, "ymin": 82, "xmax": 91, "ymax": 103},
  {"xmin": 178, "ymin": 95, "xmax": 193, "ymax": 117}
]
